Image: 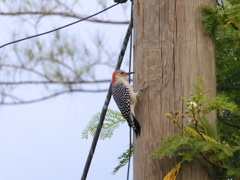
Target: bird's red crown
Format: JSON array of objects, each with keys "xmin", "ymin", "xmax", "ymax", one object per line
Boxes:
[{"xmin": 112, "ymin": 70, "xmax": 118, "ymax": 84}]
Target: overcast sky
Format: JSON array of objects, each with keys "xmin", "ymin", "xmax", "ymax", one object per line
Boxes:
[{"xmin": 0, "ymin": 1, "xmax": 133, "ymax": 180}]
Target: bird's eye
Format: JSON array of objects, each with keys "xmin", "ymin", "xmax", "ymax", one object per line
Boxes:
[{"xmin": 120, "ymin": 72, "xmax": 124, "ymax": 75}]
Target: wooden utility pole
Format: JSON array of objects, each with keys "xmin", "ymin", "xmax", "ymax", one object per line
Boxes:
[{"xmin": 133, "ymin": 0, "xmax": 216, "ymax": 179}]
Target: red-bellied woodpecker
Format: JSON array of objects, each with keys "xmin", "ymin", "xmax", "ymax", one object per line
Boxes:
[{"xmin": 111, "ymin": 69, "xmax": 141, "ymax": 138}]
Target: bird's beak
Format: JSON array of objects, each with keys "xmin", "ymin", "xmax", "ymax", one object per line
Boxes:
[{"xmin": 127, "ymin": 72, "xmax": 135, "ymax": 75}]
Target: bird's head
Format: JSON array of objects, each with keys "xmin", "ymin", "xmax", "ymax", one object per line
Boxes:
[{"xmin": 112, "ymin": 70, "xmax": 134, "ymax": 84}]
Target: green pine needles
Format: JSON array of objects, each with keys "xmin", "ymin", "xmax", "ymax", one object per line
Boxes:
[{"xmin": 152, "ymin": 78, "xmax": 240, "ymax": 180}]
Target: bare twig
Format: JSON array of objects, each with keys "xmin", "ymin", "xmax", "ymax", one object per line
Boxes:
[
  {"xmin": 0, "ymin": 11, "xmax": 129, "ymax": 24},
  {"xmin": 0, "ymin": 79, "xmax": 111, "ymax": 85},
  {"xmin": 0, "ymin": 88, "xmax": 108, "ymax": 105},
  {"xmin": 2, "ymin": 63, "xmax": 52, "ymax": 81},
  {"xmin": 0, "ymin": 3, "xmax": 120, "ymax": 49}
]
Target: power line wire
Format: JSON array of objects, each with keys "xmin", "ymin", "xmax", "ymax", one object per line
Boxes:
[
  {"xmin": 127, "ymin": 1, "xmax": 133, "ymax": 180},
  {"xmin": 0, "ymin": 3, "xmax": 119, "ymax": 49},
  {"xmin": 81, "ymin": 16, "xmax": 133, "ymax": 180}
]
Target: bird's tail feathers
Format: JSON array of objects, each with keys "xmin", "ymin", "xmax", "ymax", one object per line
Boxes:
[{"xmin": 133, "ymin": 115, "xmax": 141, "ymax": 138}]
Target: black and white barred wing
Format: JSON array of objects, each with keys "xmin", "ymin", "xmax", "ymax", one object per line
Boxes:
[
  {"xmin": 112, "ymin": 82, "xmax": 131, "ymax": 123},
  {"xmin": 112, "ymin": 82, "xmax": 141, "ymax": 137}
]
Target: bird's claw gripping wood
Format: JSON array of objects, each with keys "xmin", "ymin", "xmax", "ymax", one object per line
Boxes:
[{"xmin": 137, "ymin": 82, "xmax": 148, "ymax": 96}]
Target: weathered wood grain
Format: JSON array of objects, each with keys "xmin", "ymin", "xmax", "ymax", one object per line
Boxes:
[{"xmin": 133, "ymin": 0, "xmax": 216, "ymax": 179}]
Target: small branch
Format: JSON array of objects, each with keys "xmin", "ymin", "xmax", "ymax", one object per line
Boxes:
[
  {"xmin": 0, "ymin": 11, "xmax": 129, "ymax": 25},
  {"xmin": 41, "ymin": 57, "xmax": 75, "ymax": 73},
  {"xmin": 226, "ymin": 20, "xmax": 240, "ymax": 31},
  {"xmin": 198, "ymin": 151, "xmax": 225, "ymax": 171},
  {"xmin": 0, "ymin": 88, "xmax": 108, "ymax": 105},
  {"xmin": 0, "ymin": 79, "xmax": 111, "ymax": 85},
  {"xmin": 195, "ymin": 121, "xmax": 225, "ymax": 166},
  {"xmin": 195, "ymin": 121, "xmax": 206, "ymax": 141},
  {"xmin": 0, "ymin": 91, "xmax": 23, "ymax": 103},
  {"xmin": 219, "ymin": 119, "xmax": 240, "ymax": 129},
  {"xmin": 196, "ymin": 111, "xmax": 206, "ymax": 132},
  {"xmin": 3, "ymin": 63, "xmax": 52, "ymax": 81}
]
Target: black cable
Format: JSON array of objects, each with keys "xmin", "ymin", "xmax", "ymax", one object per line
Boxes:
[
  {"xmin": 81, "ymin": 17, "xmax": 133, "ymax": 180},
  {"xmin": 127, "ymin": 130, "xmax": 132, "ymax": 180},
  {"xmin": 127, "ymin": 2, "xmax": 133, "ymax": 180},
  {"xmin": 0, "ymin": 3, "xmax": 119, "ymax": 49},
  {"xmin": 127, "ymin": 128, "xmax": 132, "ymax": 180}
]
